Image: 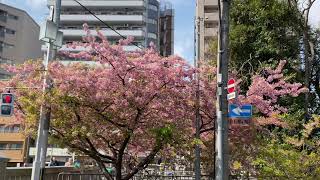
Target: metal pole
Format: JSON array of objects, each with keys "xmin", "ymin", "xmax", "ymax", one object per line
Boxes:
[
  {"xmin": 215, "ymin": 0, "xmax": 230, "ymax": 179},
  {"xmin": 194, "ymin": 17, "xmax": 201, "ymax": 180},
  {"xmin": 31, "ymin": 0, "xmax": 61, "ymax": 179},
  {"xmin": 31, "ymin": 41, "xmax": 52, "ymax": 180}
]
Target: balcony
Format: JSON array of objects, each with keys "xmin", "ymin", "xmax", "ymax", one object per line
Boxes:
[
  {"xmin": 204, "ymin": 13, "xmax": 219, "ymax": 22},
  {"xmin": 48, "ymin": 0, "xmax": 145, "ymax": 9},
  {"xmin": 204, "ymin": 27, "xmax": 218, "ymax": 37},
  {"xmin": 204, "ymin": 0, "xmax": 218, "ymax": 7},
  {"xmin": 61, "ymin": 29, "xmax": 145, "ymax": 38},
  {"xmin": 0, "ymin": 133, "xmax": 24, "ymax": 142},
  {"xmin": 0, "ymin": 149, "xmax": 24, "ymax": 162},
  {"xmin": 60, "ymin": 14, "xmax": 144, "ymax": 24}
]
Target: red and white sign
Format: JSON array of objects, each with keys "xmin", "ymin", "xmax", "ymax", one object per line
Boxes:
[
  {"xmin": 227, "ymin": 78, "xmax": 236, "ymax": 93},
  {"xmin": 227, "ymin": 78, "xmax": 236, "ymax": 100}
]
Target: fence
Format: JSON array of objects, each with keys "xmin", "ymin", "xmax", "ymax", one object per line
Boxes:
[
  {"xmin": 1, "ymin": 157, "xmax": 212, "ymax": 180},
  {"xmin": 5, "ymin": 166, "xmax": 83, "ymax": 180},
  {"xmin": 57, "ymin": 173, "xmax": 214, "ymax": 180}
]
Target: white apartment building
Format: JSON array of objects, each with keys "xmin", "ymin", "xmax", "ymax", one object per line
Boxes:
[
  {"xmin": 47, "ymin": 0, "xmax": 161, "ymax": 54},
  {"xmin": 195, "ymin": 0, "xmax": 219, "ymax": 61}
]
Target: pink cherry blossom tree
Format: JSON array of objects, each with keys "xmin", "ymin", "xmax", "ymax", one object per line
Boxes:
[{"xmin": 5, "ymin": 25, "xmax": 196, "ymax": 180}]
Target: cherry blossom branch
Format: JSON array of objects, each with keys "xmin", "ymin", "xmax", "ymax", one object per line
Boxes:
[{"xmin": 123, "ymin": 142, "xmax": 163, "ymax": 180}]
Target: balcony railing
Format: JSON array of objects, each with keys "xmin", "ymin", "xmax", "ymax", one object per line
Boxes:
[
  {"xmin": 61, "ymin": 29, "xmax": 145, "ymax": 38},
  {"xmin": 47, "ymin": 0, "xmax": 145, "ymax": 8},
  {"xmin": 60, "ymin": 14, "xmax": 145, "ymax": 23},
  {"xmin": 61, "ymin": 10, "xmax": 144, "ymax": 16},
  {"xmin": 61, "ymin": 25, "xmax": 144, "ymax": 31}
]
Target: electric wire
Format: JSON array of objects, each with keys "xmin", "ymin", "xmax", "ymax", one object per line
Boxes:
[{"xmin": 72, "ymin": 0, "xmax": 143, "ymax": 49}]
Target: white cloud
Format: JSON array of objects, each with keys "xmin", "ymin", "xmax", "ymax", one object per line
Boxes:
[
  {"xmin": 174, "ymin": 33, "xmax": 194, "ymax": 64},
  {"xmin": 26, "ymin": 0, "xmax": 46, "ymax": 8}
]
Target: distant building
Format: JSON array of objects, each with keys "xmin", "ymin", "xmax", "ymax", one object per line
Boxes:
[
  {"xmin": 0, "ymin": 117, "xmax": 30, "ymax": 167},
  {"xmin": 195, "ymin": 0, "xmax": 219, "ymax": 61},
  {"xmin": 159, "ymin": 0, "xmax": 174, "ymax": 57},
  {"xmin": 0, "ymin": 3, "xmax": 42, "ymax": 79},
  {"xmin": 47, "ymin": 0, "xmax": 161, "ymax": 53},
  {"xmin": 46, "ymin": 0, "xmax": 174, "ymax": 58}
]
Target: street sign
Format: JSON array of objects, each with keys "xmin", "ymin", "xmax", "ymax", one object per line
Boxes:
[
  {"xmin": 227, "ymin": 92, "xmax": 236, "ymax": 100},
  {"xmin": 229, "ymin": 119, "xmax": 251, "ymax": 126},
  {"xmin": 229, "ymin": 104, "xmax": 252, "ymax": 118},
  {"xmin": 227, "ymin": 78, "xmax": 236, "ymax": 94}
]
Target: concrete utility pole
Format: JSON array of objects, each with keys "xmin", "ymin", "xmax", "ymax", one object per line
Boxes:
[
  {"xmin": 194, "ymin": 17, "xmax": 202, "ymax": 180},
  {"xmin": 215, "ymin": 0, "xmax": 230, "ymax": 179},
  {"xmin": 31, "ymin": 0, "xmax": 61, "ymax": 179}
]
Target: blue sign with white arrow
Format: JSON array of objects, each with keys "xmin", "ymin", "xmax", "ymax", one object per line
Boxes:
[{"xmin": 229, "ymin": 104, "xmax": 253, "ymax": 118}]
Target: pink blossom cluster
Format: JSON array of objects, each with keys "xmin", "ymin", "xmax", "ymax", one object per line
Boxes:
[{"xmin": 238, "ymin": 60, "xmax": 308, "ymax": 116}]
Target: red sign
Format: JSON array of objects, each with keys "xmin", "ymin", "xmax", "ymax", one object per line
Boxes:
[{"xmin": 227, "ymin": 79, "xmax": 236, "ymax": 94}]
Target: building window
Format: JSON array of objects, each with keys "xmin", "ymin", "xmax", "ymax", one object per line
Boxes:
[
  {"xmin": 5, "ymin": 28, "xmax": 15, "ymax": 35},
  {"xmin": 0, "ymin": 124, "xmax": 5, "ymax": 132},
  {"xmin": 147, "ymin": 19, "xmax": 157, "ymax": 25},
  {"xmin": 0, "ymin": 26, "xmax": 5, "ymax": 37},
  {"xmin": 131, "ymin": 26, "xmax": 143, "ymax": 30},
  {"xmin": 0, "ymin": 73, "xmax": 11, "ymax": 79},
  {"xmin": 12, "ymin": 125, "xmax": 20, "ymax": 132},
  {"xmin": 8, "ymin": 14, "xmax": 18, "ymax": 20},
  {"xmin": 66, "ymin": 26, "xmax": 77, "ymax": 29},
  {"xmin": 0, "ymin": 143, "xmax": 23, "ymax": 150},
  {"xmin": 205, "ymin": 22, "xmax": 214, "ymax": 28},
  {"xmin": 1, "ymin": 42, "xmax": 14, "ymax": 48},
  {"xmin": 205, "ymin": 22, "xmax": 218, "ymax": 28},
  {"xmin": 0, "ymin": 10, "xmax": 7, "ymax": 22},
  {"xmin": 10, "ymin": 143, "xmax": 23, "ymax": 150},
  {"xmin": 0, "ymin": 57, "xmax": 14, "ymax": 65},
  {"xmin": 204, "ymin": 6, "xmax": 218, "ymax": 13},
  {"xmin": 149, "ymin": 4, "xmax": 158, "ymax": 11},
  {"xmin": 0, "ymin": 124, "xmax": 20, "ymax": 133},
  {"xmin": 148, "ymin": 33, "xmax": 157, "ymax": 39},
  {"xmin": 0, "ymin": 143, "xmax": 7, "ymax": 150}
]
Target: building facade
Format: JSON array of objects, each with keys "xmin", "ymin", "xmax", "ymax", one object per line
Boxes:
[
  {"xmin": 47, "ymin": 0, "xmax": 162, "ymax": 53},
  {"xmin": 195, "ymin": 0, "xmax": 219, "ymax": 61},
  {"xmin": 0, "ymin": 117, "xmax": 30, "ymax": 166},
  {"xmin": 0, "ymin": 3, "xmax": 40, "ymax": 166},
  {"xmin": 159, "ymin": 0, "xmax": 174, "ymax": 57},
  {"xmin": 0, "ymin": 3, "xmax": 42, "ymax": 79}
]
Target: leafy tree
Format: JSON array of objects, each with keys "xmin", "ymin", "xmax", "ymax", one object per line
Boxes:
[
  {"xmin": 252, "ymin": 140, "xmax": 320, "ymax": 179},
  {"xmin": 229, "ymin": 0, "xmax": 303, "ymax": 89}
]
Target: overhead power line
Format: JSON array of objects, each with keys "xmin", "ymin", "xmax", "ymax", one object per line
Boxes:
[{"xmin": 72, "ymin": 0, "xmax": 143, "ymax": 49}]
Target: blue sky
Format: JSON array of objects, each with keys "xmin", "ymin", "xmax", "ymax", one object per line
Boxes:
[{"xmin": 1, "ymin": 0, "xmax": 319, "ymax": 64}]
